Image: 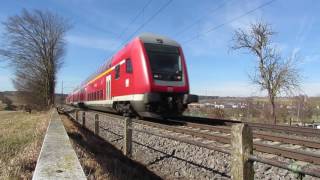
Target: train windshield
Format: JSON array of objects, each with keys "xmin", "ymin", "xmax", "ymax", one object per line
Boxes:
[{"xmin": 144, "ymin": 43, "xmax": 182, "ymax": 81}]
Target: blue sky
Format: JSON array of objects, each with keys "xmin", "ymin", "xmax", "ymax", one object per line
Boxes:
[{"xmin": 0, "ymin": 0, "xmax": 319, "ymax": 96}]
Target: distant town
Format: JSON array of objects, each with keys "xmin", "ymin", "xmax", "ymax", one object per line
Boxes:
[{"xmin": 188, "ymin": 96, "xmax": 320, "ymax": 128}]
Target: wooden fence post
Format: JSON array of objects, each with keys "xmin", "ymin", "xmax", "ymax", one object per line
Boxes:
[
  {"xmin": 95, "ymin": 114, "xmax": 99, "ymax": 135},
  {"xmin": 82, "ymin": 112, "xmax": 86, "ymax": 127},
  {"xmin": 231, "ymin": 123, "xmax": 254, "ymax": 180},
  {"xmin": 124, "ymin": 117, "xmax": 132, "ymax": 157},
  {"xmin": 75, "ymin": 110, "xmax": 78, "ymax": 121}
]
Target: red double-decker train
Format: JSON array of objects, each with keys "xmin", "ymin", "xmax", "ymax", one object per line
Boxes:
[{"xmin": 66, "ymin": 33, "xmax": 198, "ymax": 117}]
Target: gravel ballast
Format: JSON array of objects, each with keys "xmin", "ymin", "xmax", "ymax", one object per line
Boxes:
[{"xmin": 68, "ymin": 110, "xmax": 320, "ymax": 180}]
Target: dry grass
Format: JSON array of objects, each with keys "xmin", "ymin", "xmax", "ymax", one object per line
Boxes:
[
  {"xmin": 61, "ymin": 114, "xmax": 161, "ymax": 180},
  {"xmin": 0, "ymin": 110, "xmax": 50, "ymax": 179}
]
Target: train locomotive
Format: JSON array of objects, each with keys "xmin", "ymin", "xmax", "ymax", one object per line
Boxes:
[{"xmin": 66, "ymin": 33, "xmax": 198, "ymax": 117}]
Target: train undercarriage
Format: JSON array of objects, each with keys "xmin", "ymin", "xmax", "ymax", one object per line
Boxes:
[{"xmin": 77, "ymin": 92, "xmax": 198, "ymax": 118}]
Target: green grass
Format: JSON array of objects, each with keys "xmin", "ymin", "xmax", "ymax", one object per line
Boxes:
[{"xmin": 0, "ymin": 111, "xmax": 50, "ymax": 179}]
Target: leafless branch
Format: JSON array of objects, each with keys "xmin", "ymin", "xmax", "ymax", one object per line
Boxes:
[
  {"xmin": 231, "ymin": 22, "xmax": 301, "ymax": 124},
  {"xmin": 0, "ymin": 9, "xmax": 70, "ymax": 109}
]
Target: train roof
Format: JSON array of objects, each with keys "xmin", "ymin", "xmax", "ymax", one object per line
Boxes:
[{"xmin": 138, "ymin": 33, "xmax": 181, "ymax": 47}]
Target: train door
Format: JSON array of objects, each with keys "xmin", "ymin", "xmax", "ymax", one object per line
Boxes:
[{"xmin": 106, "ymin": 75, "xmax": 111, "ymax": 100}]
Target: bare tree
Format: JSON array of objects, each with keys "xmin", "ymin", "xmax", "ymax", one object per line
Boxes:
[
  {"xmin": 294, "ymin": 95, "xmax": 313, "ymax": 125},
  {"xmin": 232, "ymin": 22, "xmax": 300, "ymax": 124},
  {"xmin": 0, "ymin": 9, "xmax": 70, "ymax": 108}
]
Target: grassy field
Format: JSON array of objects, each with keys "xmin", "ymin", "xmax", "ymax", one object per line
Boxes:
[{"xmin": 0, "ymin": 110, "xmax": 50, "ymax": 179}]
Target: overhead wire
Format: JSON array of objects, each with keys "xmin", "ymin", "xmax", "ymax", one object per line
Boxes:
[
  {"xmin": 107, "ymin": 0, "xmax": 173, "ymax": 59},
  {"xmin": 182, "ymin": 0, "xmax": 277, "ymax": 44},
  {"xmin": 116, "ymin": 0, "xmax": 154, "ymax": 40},
  {"xmin": 98, "ymin": 0, "xmax": 154, "ymax": 64},
  {"xmin": 173, "ymin": 0, "xmax": 233, "ymax": 38}
]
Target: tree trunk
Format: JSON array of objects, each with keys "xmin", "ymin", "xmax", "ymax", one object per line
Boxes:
[
  {"xmin": 270, "ymin": 96, "xmax": 277, "ymax": 124},
  {"xmin": 272, "ymin": 103, "xmax": 276, "ymax": 124}
]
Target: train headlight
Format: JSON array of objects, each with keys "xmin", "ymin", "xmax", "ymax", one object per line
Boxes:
[{"xmin": 153, "ymin": 74, "xmax": 162, "ymax": 79}]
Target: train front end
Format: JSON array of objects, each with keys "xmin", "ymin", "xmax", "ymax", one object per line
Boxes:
[{"xmin": 133, "ymin": 34, "xmax": 198, "ymax": 117}]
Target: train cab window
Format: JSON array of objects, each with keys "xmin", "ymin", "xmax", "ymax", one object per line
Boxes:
[
  {"xmin": 126, "ymin": 59, "xmax": 133, "ymax": 73},
  {"xmin": 115, "ymin": 65, "xmax": 120, "ymax": 79}
]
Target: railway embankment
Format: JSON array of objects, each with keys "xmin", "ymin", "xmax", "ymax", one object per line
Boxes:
[
  {"xmin": 60, "ymin": 112, "xmax": 161, "ymax": 179},
  {"xmin": 61, "ymin": 107, "xmax": 320, "ymax": 179}
]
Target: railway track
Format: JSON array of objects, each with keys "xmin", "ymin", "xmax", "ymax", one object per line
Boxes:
[
  {"xmin": 175, "ymin": 116, "xmax": 320, "ymax": 137},
  {"xmin": 60, "ymin": 106, "xmax": 320, "ymax": 166},
  {"xmin": 166, "ymin": 119, "xmax": 320, "ymax": 149},
  {"xmin": 135, "ymin": 120, "xmax": 320, "ymax": 165}
]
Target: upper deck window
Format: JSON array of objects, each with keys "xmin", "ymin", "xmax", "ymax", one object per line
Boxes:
[
  {"xmin": 115, "ymin": 65, "xmax": 120, "ymax": 79},
  {"xmin": 126, "ymin": 59, "xmax": 133, "ymax": 73}
]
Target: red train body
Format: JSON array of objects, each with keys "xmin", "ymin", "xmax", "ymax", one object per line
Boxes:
[{"xmin": 66, "ymin": 33, "xmax": 198, "ymax": 117}]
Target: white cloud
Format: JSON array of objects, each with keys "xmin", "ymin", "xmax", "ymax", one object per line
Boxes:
[
  {"xmin": 182, "ymin": 0, "xmax": 266, "ymax": 57},
  {"xmin": 304, "ymin": 54, "xmax": 320, "ymax": 64},
  {"xmin": 224, "ymin": 0, "xmax": 263, "ymax": 31},
  {"xmin": 66, "ymin": 34, "xmax": 119, "ymax": 51},
  {"xmin": 295, "ymin": 14, "xmax": 315, "ymax": 46}
]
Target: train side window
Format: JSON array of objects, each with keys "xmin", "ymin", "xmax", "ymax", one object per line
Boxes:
[
  {"xmin": 126, "ymin": 59, "xmax": 132, "ymax": 73},
  {"xmin": 115, "ymin": 65, "xmax": 120, "ymax": 79}
]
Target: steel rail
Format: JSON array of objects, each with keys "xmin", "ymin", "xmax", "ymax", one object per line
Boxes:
[
  {"xmin": 136, "ymin": 120, "xmax": 320, "ymax": 165},
  {"xmin": 177, "ymin": 116, "xmax": 320, "ymax": 137},
  {"xmin": 247, "ymin": 122, "xmax": 320, "ymax": 137},
  {"xmin": 167, "ymin": 119, "xmax": 320, "ymax": 149}
]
